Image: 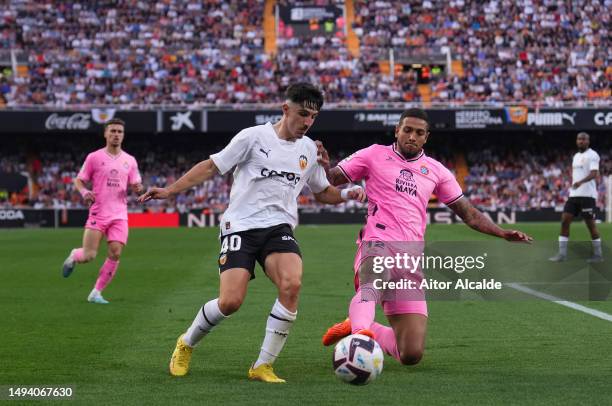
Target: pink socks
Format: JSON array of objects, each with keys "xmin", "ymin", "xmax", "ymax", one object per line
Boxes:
[
  {"xmin": 370, "ymin": 322, "xmax": 401, "ymax": 361},
  {"xmin": 94, "ymin": 258, "xmax": 119, "ymax": 291},
  {"xmin": 348, "ymin": 289, "xmax": 376, "ymax": 333}
]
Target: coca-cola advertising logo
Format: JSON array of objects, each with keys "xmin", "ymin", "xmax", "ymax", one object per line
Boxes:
[{"xmin": 45, "ymin": 113, "xmax": 92, "ymax": 130}]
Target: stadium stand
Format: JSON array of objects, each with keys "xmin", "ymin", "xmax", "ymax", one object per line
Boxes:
[{"xmin": 0, "ymin": 0, "xmax": 609, "ymax": 106}]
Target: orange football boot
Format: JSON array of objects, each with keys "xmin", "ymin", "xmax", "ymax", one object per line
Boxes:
[{"xmin": 322, "ymin": 318, "xmax": 351, "ymax": 346}]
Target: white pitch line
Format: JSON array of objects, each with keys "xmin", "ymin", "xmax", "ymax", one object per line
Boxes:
[{"xmin": 507, "ymin": 283, "xmax": 612, "ymax": 323}]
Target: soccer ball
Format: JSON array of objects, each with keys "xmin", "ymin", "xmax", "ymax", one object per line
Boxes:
[{"xmin": 333, "ymin": 334, "xmax": 384, "ymax": 385}]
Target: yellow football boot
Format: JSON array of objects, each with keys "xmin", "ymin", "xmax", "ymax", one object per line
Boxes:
[
  {"xmin": 169, "ymin": 335, "xmax": 193, "ymax": 376},
  {"xmin": 248, "ymin": 363, "xmax": 286, "ymax": 383}
]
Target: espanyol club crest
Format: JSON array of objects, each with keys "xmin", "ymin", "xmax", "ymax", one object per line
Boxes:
[
  {"xmin": 420, "ymin": 166, "xmax": 429, "ymax": 175},
  {"xmin": 299, "ymin": 155, "xmax": 308, "ymax": 170}
]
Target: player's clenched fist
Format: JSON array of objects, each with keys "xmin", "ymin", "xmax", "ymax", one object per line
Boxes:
[
  {"xmin": 340, "ymin": 185, "xmax": 366, "ymax": 202},
  {"xmin": 80, "ymin": 189, "xmax": 95, "ymax": 207},
  {"xmin": 138, "ymin": 187, "xmax": 171, "ymax": 202}
]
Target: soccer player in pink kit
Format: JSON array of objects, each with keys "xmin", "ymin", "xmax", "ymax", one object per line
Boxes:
[
  {"xmin": 61, "ymin": 118, "xmax": 144, "ymax": 304},
  {"xmin": 320, "ymin": 108, "xmax": 532, "ymax": 365}
]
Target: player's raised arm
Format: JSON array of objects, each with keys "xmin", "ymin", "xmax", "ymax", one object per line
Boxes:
[
  {"xmin": 448, "ymin": 197, "xmax": 533, "ymax": 242},
  {"xmin": 138, "ymin": 159, "xmax": 219, "ymax": 202},
  {"xmin": 315, "ymin": 140, "xmax": 350, "ymax": 186}
]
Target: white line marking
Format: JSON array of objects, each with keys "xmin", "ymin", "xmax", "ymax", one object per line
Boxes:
[{"xmin": 507, "ymin": 283, "xmax": 612, "ymax": 323}]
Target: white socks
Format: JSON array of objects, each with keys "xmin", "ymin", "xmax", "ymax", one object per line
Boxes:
[
  {"xmin": 253, "ymin": 299, "xmax": 297, "ymax": 369},
  {"xmin": 592, "ymin": 238, "xmax": 602, "ymax": 257},
  {"xmin": 183, "ymin": 298, "xmax": 227, "ymax": 347},
  {"xmin": 558, "ymin": 236, "xmax": 603, "ymax": 257},
  {"xmin": 181, "ymin": 297, "xmax": 298, "ymax": 367},
  {"xmin": 558, "ymin": 236, "xmax": 569, "ymax": 256}
]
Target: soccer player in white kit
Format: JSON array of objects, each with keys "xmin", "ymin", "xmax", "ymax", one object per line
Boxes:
[
  {"xmin": 139, "ymin": 83, "xmax": 365, "ymax": 382},
  {"xmin": 550, "ymin": 132, "xmax": 603, "ymax": 262}
]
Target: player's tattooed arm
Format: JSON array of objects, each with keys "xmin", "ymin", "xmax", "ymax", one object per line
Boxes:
[
  {"xmin": 314, "ymin": 141, "xmax": 349, "ymax": 186},
  {"xmin": 327, "ymin": 166, "xmax": 350, "ymax": 186},
  {"xmin": 448, "ymin": 197, "xmax": 532, "ymax": 242}
]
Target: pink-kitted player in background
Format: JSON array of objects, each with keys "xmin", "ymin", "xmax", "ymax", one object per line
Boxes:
[{"xmin": 62, "ymin": 118, "xmax": 143, "ymax": 304}]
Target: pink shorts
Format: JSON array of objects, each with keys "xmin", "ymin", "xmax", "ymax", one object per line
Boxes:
[
  {"xmin": 85, "ymin": 216, "xmax": 128, "ymax": 245},
  {"xmin": 353, "ymin": 241, "xmax": 428, "ymax": 317}
]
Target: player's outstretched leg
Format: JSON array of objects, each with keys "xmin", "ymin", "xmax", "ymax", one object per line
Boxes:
[
  {"xmin": 169, "ymin": 269, "xmax": 247, "ymax": 376},
  {"xmin": 169, "ymin": 334, "xmax": 193, "ymax": 377},
  {"xmin": 322, "ymin": 317, "xmax": 351, "ymax": 346},
  {"xmin": 322, "ymin": 288, "xmax": 376, "ymax": 346},
  {"xmin": 348, "ymin": 287, "xmax": 377, "ymax": 337},
  {"xmin": 170, "ymin": 299, "xmax": 229, "ymax": 376},
  {"xmin": 370, "ymin": 322, "xmax": 401, "ymax": 361}
]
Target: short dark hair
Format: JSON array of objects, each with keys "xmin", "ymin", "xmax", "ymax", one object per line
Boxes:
[
  {"xmin": 104, "ymin": 118, "xmax": 125, "ymax": 131},
  {"xmin": 285, "ymin": 83, "xmax": 324, "ymax": 111},
  {"xmin": 399, "ymin": 108, "xmax": 429, "ymax": 130}
]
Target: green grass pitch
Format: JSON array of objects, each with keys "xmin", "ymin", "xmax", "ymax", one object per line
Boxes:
[{"xmin": 1, "ymin": 223, "xmax": 611, "ymax": 404}]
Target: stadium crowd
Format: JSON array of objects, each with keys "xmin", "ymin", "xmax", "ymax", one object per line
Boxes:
[
  {"xmin": 2, "ymin": 147, "xmax": 610, "ymax": 213},
  {"xmin": 0, "ymin": 0, "xmax": 609, "ymax": 106},
  {"xmin": 352, "ymin": 0, "xmax": 611, "ymax": 105}
]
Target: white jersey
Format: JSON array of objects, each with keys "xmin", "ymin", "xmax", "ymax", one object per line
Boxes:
[
  {"xmin": 569, "ymin": 148, "xmax": 600, "ymax": 199},
  {"xmin": 211, "ymin": 122, "xmax": 330, "ymax": 235}
]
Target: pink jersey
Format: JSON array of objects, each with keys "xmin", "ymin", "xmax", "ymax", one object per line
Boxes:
[
  {"xmin": 338, "ymin": 144, "xmax": 462, "ymax": 242},
  {"xmin": 78, "ymin": 148, "xmax": 141, "ymax": 221}
]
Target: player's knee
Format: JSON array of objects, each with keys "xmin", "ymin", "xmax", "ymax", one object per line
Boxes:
[
  {"xmin": 108, "ymin": 251, "xmax": 121, "ymax": 261},
  {"xmin": 279, "ymin": 277, "xmax": 302, "ymax": 299},
  {"xmin": 218, "ymin": 296, "xmax": 244, "ymax": 315},
  {"xmin": 398, "ymin": 347, "xmax": 424, "ymax": 366}
]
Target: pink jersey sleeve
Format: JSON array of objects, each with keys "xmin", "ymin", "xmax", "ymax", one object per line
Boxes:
[
  {"xmin": 434, "ymin": 166, "xmax": 463, "ymax": 205},
  {"xmin": 337, "ymin": 145, "xmax": 376, "ymax": 182},
  {"xmin": 78, "ymin": 153, "xmax": 95, "ymax": 182},
  {"xmin": 128, "ymin": 157, "xmax": 142, "ymax": 184}
]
